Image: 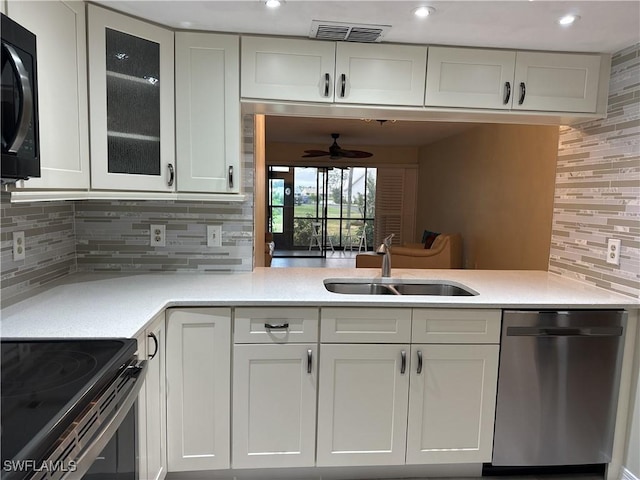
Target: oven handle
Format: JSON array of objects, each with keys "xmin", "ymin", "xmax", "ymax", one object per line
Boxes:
[
  {"xmin": 1, "ymin": 42, "xmax": 33, "ymax": 154},
  {"xmin": 63, "ymin": 360, "xmax": 148, "ymax": 479}
]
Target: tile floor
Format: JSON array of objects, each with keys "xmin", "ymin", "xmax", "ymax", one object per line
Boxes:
[{"xmin": 271, "ymin": 250, "xmax": 360, "ymax": 268}]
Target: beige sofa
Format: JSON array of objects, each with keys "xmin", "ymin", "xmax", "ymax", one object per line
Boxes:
[{"xmin": 355, "ymin": 233, "xmax": 462, "ymax": 269}]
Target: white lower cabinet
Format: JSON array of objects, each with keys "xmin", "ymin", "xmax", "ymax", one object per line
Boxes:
[
  {"xmin": 316, "ymin": 344, "xmax": 410, "ymax": 467},
  {"xmin": 406, "ymin": 344, "xmax": 499, "ymax": 464},
  {"xmin": 232, "ymin": 344, "xmax": 317, "ymax": 468},
  {"xmin": 159, "ymin": 305, "xmax": 501, "ymax": 474},
  {"xmin": 136, "ymin": 312, "xmax": 167, "ymax": 480},
  {"xmin": 166, "ymin": 308, "xmax": 231, "ymax": 471}
]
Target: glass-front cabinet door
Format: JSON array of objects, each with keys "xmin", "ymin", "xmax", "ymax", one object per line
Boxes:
[{"xmin": 88, "ymin": 5, "xmax": 175, "ymax": 191}]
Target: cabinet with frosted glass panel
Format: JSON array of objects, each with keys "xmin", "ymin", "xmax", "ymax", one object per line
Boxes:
[{"xmin": 87, "ymin": 4, "xmax": 175, "ymax": 191}]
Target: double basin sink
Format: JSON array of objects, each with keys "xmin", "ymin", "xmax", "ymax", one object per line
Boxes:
[{"xmin": 324, "ymin": 278, "xmax": 477, "ymax": 296}]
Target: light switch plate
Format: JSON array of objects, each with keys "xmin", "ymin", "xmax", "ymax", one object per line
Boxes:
[
  {"xmin": 606, "ymin": 238, "xmax": 621, "ymax": 266},
  {"xmin": 207, "ymin": 225, "xmax": 222, "ymax": 247},
  {"xmin": 13, "ymin": 231, "xmax": 25, "ymax": 261}
]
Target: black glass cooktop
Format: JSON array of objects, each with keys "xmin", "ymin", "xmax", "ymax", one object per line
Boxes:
[{"xmin": 1, "ymin": 338, "xmax": 136, "ymax": 474}]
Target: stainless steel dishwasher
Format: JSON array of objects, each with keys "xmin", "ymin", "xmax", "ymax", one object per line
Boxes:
[{"xmin": 492, "ymin": 309, "xmax": 626, "ymax": 467}]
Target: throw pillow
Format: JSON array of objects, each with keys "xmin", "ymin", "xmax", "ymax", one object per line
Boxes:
[{"xmin": 422, "ymin": 230, "xmax": 440, "ymax": 249}]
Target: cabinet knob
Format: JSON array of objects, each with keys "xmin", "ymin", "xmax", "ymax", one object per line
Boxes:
[
  {"xmin": 416, "ymin": 350, "xmax": 423, "ymax": 375},
  {"xmin": 400, "ymin": 350, "xmax": 406, "ymax": 374},
  {"xmin": 324, "ymin": 73, "xmax": 330, "ymax": 97},
  {"xmin": 228, "ymin": 166, "xmax": 234, "ymax": 188},
  {"xmin": 307, "ymin": 349, "xmax": 313, "ymax": 374},
  {"xmin": 340, "ymin": 73, "xmax": 346, "ymax": 98}
]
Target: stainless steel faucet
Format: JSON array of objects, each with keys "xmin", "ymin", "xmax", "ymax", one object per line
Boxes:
[{"xmin": 376, "ymin": 233, "xmax": 395, "ymax": 277}]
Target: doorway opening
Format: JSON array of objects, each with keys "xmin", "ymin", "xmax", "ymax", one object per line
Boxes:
[{"xmin": 268, "ymin": 165, "xmax": 377, "ymax": 258}]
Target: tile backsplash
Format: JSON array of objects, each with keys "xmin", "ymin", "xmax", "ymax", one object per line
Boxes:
[
  {"xmin": 550, "ymin": 44, "xmax": 640, "ymax": 298},
  {"xmin": 74, "ymin": 199, "xmax": 253, "ymax": 272},
  {"xmin": 0, "ymin": 198, "xmax": 77, "ymax": 307},
  {"xmin": 0, "ymin": 116, "xmax": 255, "ymax": 307}
]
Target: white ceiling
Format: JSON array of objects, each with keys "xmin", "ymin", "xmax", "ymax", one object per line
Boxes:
[
  {"xmin": 96, "ymin": 0, "xmax": 640, "ymax": 146},
  {"xmin": 98, "ymin": 1, "xmax": 640, "ymax": 53}
]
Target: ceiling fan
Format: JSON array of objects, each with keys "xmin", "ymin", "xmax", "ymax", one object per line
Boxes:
[{"xmin": 302, "ymin": 133, "xmax": 373, "ymax": 160}]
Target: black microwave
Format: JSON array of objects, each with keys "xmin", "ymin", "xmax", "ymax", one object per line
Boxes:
[{"xmin": 1, "ymin": 13, "xmax": 40, "ymax": 183}]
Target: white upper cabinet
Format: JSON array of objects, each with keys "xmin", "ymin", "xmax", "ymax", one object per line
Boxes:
[
  {"xmin": 335, "ymin": 42, "xmax": 427, "ymax": 106},
  {"xmin": 513, "ymin": 51, "xmax": 601, "ymax": 113},
  {"xmin": 8, "ymin": 0, "xmax": 89, "ymax": 190},
  {"xmin": 88, "ymin": 4, "xmax": 175, "ymax": 192},
  {"xmin": 426, "ymin": 46, "xmax": 602, "ymax": 113},
  {"xmin": 241, "ymin": 36, "xmax": 336, "ymax": 103},
  {"xmin": 241, "ymin": 37, "xmax": 427, "ymax": 106},
  {"xmin": 425, "ymin": 47, "xmax": 516, "ymax": 110},
  {"xmin": 175, "ymin": 32, "xmax": 240, "ymax": 193}
]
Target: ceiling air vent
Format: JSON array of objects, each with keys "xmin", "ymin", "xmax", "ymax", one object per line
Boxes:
[{"xmin": 310, "ymin": 20, "xmax": 391, "ymax": 43}]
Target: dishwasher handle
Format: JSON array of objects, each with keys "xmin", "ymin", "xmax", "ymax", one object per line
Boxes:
[{"xmin": 507, "ymin": 326, "xmax": 623, "ymax": 337}]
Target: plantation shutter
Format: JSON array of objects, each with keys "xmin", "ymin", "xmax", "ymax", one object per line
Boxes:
[{"xmin": 374, "ymin": 168, "xmax": 417, "ymax": 247}]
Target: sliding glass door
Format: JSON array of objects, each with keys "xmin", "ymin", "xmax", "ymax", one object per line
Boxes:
[{"xmin": 268, "ymin": 165, "xmax": 376, "ymax": 256}]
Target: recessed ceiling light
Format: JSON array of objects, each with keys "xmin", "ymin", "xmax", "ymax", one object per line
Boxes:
[
  {"xmin": 413, "ymin": 6, "xmax": 435, "ymax": 18},
  {"xmin": 558, "ymin": 14, "xmax": 580, "ymax": 26},
  {"xmin": 265, "ymin": 0, "xmax": 282, "ymax": 8}
]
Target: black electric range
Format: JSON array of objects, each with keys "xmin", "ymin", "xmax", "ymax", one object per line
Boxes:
[{"xmin": 1, "ymin": 338, "xmax": 143, "ymax": 480}]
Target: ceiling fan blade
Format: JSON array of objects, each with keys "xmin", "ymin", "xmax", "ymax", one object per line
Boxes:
[
  {"xmin": 302, "ymin": 150, "xmax": 330, "ymax": 158},
  {"xmin": 340, "ymin": 149, "xmax": 373, "ymax": 158}
]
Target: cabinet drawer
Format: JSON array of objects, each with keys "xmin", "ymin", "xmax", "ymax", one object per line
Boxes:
[
  {"xmin": 321, "ymin": 308, "xmax": 411, "ymax": 343},
  {"xmin": 234, "ymin": 307, "xmax": 319, "ymax": 343},
  {"xmin": 412, "ymin": 309, "xmax": 501, "ymax": 344}
]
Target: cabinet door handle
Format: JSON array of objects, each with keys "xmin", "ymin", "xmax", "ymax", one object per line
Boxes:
[
  {"xmin": 167, "ymin": 163, "xmax": 175, "ymax": 187},
  {"xmin": 228, "ymin": 166, "xmax": 234, "ymax": 188},
  {"xmin": 400, "ymin": 350, "xmax": 406, "ymax": 375},
  {"xmin": 264, "ymin": 322, "xmax": 289, "ymax": 329},
  {"xmin": 324, "ymin": 73, "xmax": 330, "ymax": 97},
  {"xmin": 340, "ymin": 73, "xmax": 346, "ymax": 98},
  {"xmin": 416, "ymin": 350, "xmax": 423, "ymax": 375},
  {"xmin": 518, "ymin": 82, "xmax": 526, "ymax": 105},
  {"xmin": 148, "ymin": 332, "xmax": 159, "ymax": 360},
  {"xmin": 307, "ymin": 349, "xmax": 313, "ymax": 374},
  {"xmin": 503, "ymin": 81, "xmax": 511, "ymax": 105}
]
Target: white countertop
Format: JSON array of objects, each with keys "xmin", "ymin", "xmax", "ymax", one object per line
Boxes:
[{"xmin": 1, "ymin": 268, "xmax": 637, "ymax": 339}]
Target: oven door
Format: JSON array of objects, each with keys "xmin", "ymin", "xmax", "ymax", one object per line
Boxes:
[
  {"xmin": 81, "ymin": 404, "xmax": 138, "ymax": 480},
  {"xmin": 28, "ymin": 359, "xmax": 148, "ymax": 480}
]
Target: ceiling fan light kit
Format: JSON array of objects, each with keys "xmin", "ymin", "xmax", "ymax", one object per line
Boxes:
[{"xmin": 302, "ymin": 133, "xmax": 373, "ymax": 160}]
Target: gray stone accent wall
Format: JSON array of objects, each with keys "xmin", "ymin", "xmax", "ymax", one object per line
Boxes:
[
  {"xmin": 0, "ymin": 196, "xmax": 77, "ymax": 307},
  {"xmin": 550, "ymin": 44, "xmax": 640, "ymax": 298},
  {"xmin": 74, "ymin": 116, "xmax": 255, "ymax": 273},
  {"xmin": 0, "ymin": 117, "xmax": 255, "ymax": 306},
  {"xmin": 74, "ymin": 199, "xmax": 253, "ymax": 272}
]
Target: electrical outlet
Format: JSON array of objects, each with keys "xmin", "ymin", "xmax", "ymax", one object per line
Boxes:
[
  {"xmin": 207, "ymin": 225, "xmax": 222, "ymax": 247},
  {"xmin": 150, "ymin": 224, "xmax": 166, "ymax": 247},
  {"xmin": 13, "ymin": 231, "xmax": 25, "ymax": 261},
  {"xmin": 606, "ymin": 238, "xmax": 621, "ymax": 266}
]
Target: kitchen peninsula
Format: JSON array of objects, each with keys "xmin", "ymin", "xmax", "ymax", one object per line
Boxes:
[
  {"xmin": 2, "ymin": 268, "xmax": 637, "ymax": 338},
  {"xmin": 2, "ymin": 268, "xmax": 638, "ymax": 480}
]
